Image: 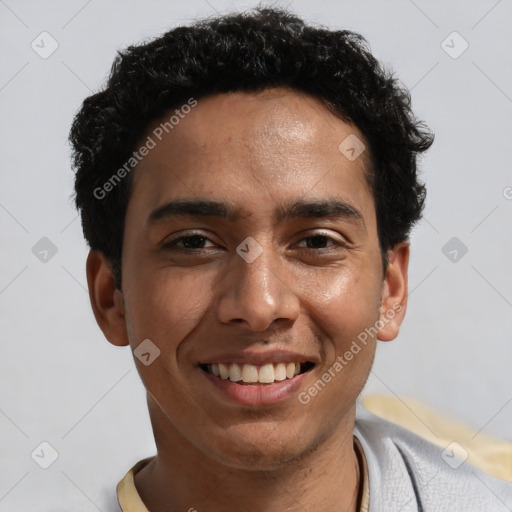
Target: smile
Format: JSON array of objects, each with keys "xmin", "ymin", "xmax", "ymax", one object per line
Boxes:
[{"xmin": 200, "ymin": 362, "xmax": 315, "ymax": 385}]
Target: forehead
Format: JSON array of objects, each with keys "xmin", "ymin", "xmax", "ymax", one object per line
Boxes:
[
  {"xmin": 170, "ymin": 89, "xmax": 349, "ymax": 149},
  {"xmin": 130, "ymin": 88, "xmax": 374, "ymax": 223}
]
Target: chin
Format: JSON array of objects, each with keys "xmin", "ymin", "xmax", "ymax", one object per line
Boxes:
[{"xmin": 201, "ymin": 422, "xmax": 324, "ymax": 472}]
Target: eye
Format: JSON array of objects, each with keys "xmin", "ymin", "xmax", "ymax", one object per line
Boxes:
[
  {"xmin": 163, "ymin": 234, "xmax": 217, "ymax": 251},
  {"xmin": 295, "ymin": 234, "xmax": 345, "ymax": 250}
]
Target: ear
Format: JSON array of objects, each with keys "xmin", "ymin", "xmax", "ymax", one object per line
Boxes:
[
  {"xmin": 377, "ymin": 242, "xmax": 409, "ymax": 342},
  {"xmin": 86, "ymin": 250, "xmax": 129, "ymax": 347}
]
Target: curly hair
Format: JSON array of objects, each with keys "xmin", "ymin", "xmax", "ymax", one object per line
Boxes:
[{"xmin": 70, "ymin": 7, "xmax": 433, "ymax": 289}]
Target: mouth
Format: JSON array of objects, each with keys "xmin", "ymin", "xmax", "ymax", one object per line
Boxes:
[{"xmin": 199, "ymin": 361, "xmax": 316, "ymax": 385}]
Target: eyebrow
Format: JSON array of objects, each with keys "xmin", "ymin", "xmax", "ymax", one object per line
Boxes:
[
  {"xmin": 147, "ymin": 197, "xmax": 366, "ymax": 230},
  {"xmin": 278, "ymin": 198, "xmax": 365, "ymax": 229}
]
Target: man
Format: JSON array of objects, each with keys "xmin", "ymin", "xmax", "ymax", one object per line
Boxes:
[{"xmin": 70, "ymin": 8, "xmax": 512, "ymax": 511}]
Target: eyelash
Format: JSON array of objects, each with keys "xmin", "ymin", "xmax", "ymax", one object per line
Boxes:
[
  {"xmin": 162, "ymin": 233, "xmax": 217, "ymax": 252},
  {"xmin": 162, "ymin": 231, "xmax": 348, "ymax": 253}
]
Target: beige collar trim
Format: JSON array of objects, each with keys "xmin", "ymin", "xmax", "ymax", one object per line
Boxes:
[{"xmin": 117, "ymin": 457, "xmax": 154, "ymax": 512}]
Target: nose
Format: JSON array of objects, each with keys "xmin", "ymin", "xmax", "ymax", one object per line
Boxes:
[{"xmin": 215, "ymin": 244, "xmax": 300, "ymax": 332}]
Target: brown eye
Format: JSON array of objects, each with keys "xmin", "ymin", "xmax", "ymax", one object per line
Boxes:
[
  {"xmin": 296, "ymin": 234, "xmax": 343, "ymax": 250},
  {"xmin": 163, "ymin": 233, "xmax": 216, "ymax": 251},
  {"xmin": 303, "ymin": 235, "xmax": 331, "ymax": 249},
  {"xmin": 179, "ymin": 235, "xmax": 209, "ymax": 249}
]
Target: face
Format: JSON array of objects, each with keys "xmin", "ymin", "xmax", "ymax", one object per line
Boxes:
[{"xmin": 89, "ymin": 88, "xmax": 408, "ymax": 471}]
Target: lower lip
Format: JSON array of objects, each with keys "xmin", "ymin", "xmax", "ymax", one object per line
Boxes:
[{"xmin": 201, "ymin": 369, "xmax": 309, "ymax": 406}]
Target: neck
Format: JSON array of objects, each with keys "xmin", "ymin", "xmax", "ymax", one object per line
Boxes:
[{"xmin": 135, "ymin": 402, "xmax": 361, "ymax": 512}]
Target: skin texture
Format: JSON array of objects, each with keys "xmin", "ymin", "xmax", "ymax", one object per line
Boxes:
[{"xmin": 87, "ymin": 88, "xmax": 409, "ymax": 511}]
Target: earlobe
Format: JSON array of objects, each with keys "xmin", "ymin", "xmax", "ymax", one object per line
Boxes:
[
  {"xmin": 86, "ymin": 250, "xmax": 129, "ymax": 347},
  {"xmin": 377, "ymin": 242, "xmax": 409, "ymax": 342}
]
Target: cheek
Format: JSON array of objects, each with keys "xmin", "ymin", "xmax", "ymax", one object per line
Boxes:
[
  {"xmin": 123, "ymin": 269, "xmax": 215, "ymax": 353},
  {"xmin": 122, "ymin": 271, "xmax": 216, "ymax": 416},
  {"xmin": 299, "ymin": 264, "xmax": 382, "ymax": 341},
  {"xmin": 295, "ymin": 268, "xmax": 380, "ymax": 415}
]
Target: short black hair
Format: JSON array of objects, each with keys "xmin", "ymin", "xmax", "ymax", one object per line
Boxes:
[{"xmin": 70, "ymin": 7, "xmax": 433, "ymax": 289}]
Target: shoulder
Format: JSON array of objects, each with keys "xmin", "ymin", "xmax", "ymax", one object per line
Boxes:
[{"xmin": 354, "ymin": 408, "xmax": 512, "ymax": 511}]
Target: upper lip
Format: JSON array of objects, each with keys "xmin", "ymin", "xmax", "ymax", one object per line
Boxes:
[{"xmin": 198, "ymin": 349, "xmax": 318, "ymax": 366}]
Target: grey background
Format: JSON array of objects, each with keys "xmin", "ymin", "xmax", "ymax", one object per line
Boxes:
[{"xmin": 1, "ymin": 0, "xmax": 511, "ymax": 509}]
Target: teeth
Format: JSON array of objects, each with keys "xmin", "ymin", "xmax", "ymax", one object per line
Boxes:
[
  {"xmin": 218, "ymin": 363, "xmax": 229, "ymax": 380},
  {"xmin": 258, "ymin": 364, "xmax": 274, "ymax": 383},
  {"xmin": 229, "ymin": 363, "xmax": 242, "ymax": 382},
  {"xmin": 241, "ymin": 364, "xmax": 258, "ymax": 383},
  {"xmin": 208, "ymin": 362, "xmax": 306, "ymax": 384},
  {"xmin": 274, "ymin": 363, "xmax": 287, "ymax": 381}
]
